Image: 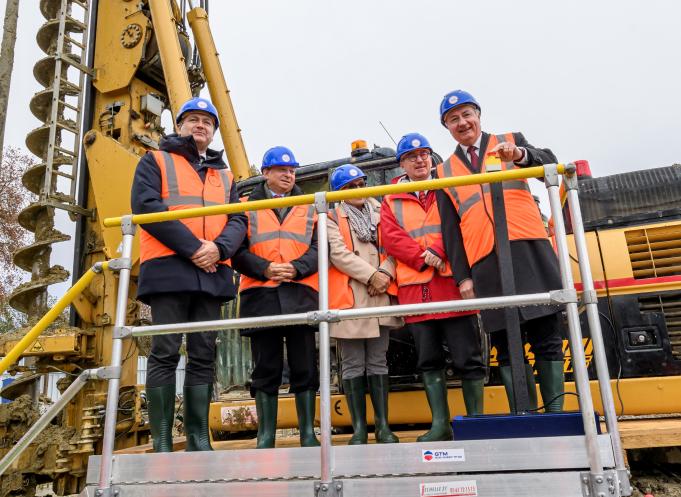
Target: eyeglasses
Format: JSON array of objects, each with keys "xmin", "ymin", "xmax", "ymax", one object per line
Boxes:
[
  {"xmin": 343, "ymin": 181, "xmax": 366, "ymax": 189},
  {"xmin": 401, "ymin": 151, "xmax": 430, "ymax": 163}
]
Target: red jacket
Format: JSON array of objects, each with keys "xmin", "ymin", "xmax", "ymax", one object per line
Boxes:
[{"xmin": 380, "ymin": 187, "xmax": 476, "ymax": 324}]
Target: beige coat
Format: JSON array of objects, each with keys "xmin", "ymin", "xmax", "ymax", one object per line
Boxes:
[{"xmin": 328, "ymin": 198, "xmax": 403, "ymax": 339}]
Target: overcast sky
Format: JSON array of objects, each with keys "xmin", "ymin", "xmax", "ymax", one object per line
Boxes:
[{"xmin": 4, "ymin": 0, "xmax": 681, "ymax": 295}]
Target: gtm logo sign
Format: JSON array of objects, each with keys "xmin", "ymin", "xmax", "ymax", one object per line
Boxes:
[{"xmin": 421, "ymin": 448, "xmax": 465, "ymax": 463}]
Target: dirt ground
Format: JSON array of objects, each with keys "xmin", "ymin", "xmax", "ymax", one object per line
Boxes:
[{"xmin": 631, "ymin": 476, "xmax": 681, "ymax": 497}]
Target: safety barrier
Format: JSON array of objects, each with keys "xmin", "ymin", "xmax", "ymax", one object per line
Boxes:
[{"xmin": 0, "ymin": 163, "xmax": 632, "ymax": 496}]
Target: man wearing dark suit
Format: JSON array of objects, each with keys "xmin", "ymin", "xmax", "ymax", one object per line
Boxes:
[{"xmin": 435, "ymin": 90, "xmax": 565, "ymax": 413}]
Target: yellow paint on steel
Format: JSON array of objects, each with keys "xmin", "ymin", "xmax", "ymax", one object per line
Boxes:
[
  {"xmin": 147, "ymin": 0, "xmax": 192, "ymax": 122},
  {"xmin": 210, "ymin": 375, "xmax": 681, "ymax": 431},
  {"xmin": 104, "ymin": 164, "xmax": 568, "ymax": 227},
  {"xmin": 0, "ymin": 262, "xmax": 109, "ymax": 375},
  {"xmin": 187, "ymin": 8, "xmax": 251, "ymax": 181}
]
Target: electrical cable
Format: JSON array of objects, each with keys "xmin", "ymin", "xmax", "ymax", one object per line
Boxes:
[{"xmin": 527, "ymin": 391, "xmax": 580, "ymax": 413}]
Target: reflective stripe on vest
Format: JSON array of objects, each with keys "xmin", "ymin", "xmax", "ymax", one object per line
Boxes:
[
  {"xmin": 436, "ymin": 132, "xmax": 548, "ymax": 267},
  {"xmin": 385, "ymin": 195, "xmax": 452, "ymax": 287},
  {"xmin": 140, "ymin": 151, "xmax": 232, "ymax": 264},
  {"xmin": 239, "ymin": 204, "xmax": 319, "ymax": 291}
]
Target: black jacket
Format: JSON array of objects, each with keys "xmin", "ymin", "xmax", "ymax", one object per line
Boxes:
[
  {"xmin": 436, "ymin": 132, "xmax": 562, "ymax": 332},
  {"xmin": 231, "ymin": 182, "xmax": 319, "ymax": 335},
  {"xmin": 131, "ymin": 133, "xmax": 247, "ymax": 302}
]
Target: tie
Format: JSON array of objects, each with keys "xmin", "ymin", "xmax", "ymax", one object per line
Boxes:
[
  {"xmin": 418, "ymin": 191, "xmax": 427, "ymax": 208},
  {"xmin": 468, "ymin": 145, "xmax": 479, "ymax": 171}
]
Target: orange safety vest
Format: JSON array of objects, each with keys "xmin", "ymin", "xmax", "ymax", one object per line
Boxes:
[
  {"xmin": 139, "ymin": 151, "xmax": 233, "ymax": 264},
  {"xmin": 328, "ymin": 205, "xmax": 396, "ymax": 309},
  {"xmin": 239, "ymin": 204, "xmax": 319, "ymax": 291},
  {"xmin": 436, "ymin": 133, "xmax": 548, "ymax": 267},
  {"xmin": 384, "ymin": 194, "xmax": 452, "ymax": 287}
]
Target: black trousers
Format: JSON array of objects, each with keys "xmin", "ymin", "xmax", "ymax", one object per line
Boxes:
[
  {"xmin": 409, "ymin": 315, "xmax": 486, "ymax": 380},
  {"xmin": 146, "ymin": 292, "xmax": 223, "ymax": 388},
  {"xmin": 492, "ymin": 312, "xmax": 565, "ymax": 367},
  {"xmin": 249, "ymin": 326, "xmax": 319, "ymax": 397}
]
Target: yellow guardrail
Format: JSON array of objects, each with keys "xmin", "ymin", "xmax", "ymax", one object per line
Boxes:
[
  {"xmin": 104, "ymin": 164, "xmax": 568, "ymax": 227},
  {"xmin": 0, "ymin": 262, "xmax": 110, "ymax": 376}
]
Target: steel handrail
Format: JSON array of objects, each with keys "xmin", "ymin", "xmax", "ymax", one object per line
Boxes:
[{"xmin": 103, "ymin": 164, "xmax": 568, "ymax": 227}]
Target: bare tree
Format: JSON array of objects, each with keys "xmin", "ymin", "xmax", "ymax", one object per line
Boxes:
[
  {"xmin": 0, "ymin": 147, "xmax": 33, "ymax": 332},
  {"xmin": 0, "ymin": 0, "xmax": 20, "ymax": 166}
]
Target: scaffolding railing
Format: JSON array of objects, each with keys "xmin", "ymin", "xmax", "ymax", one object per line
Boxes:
[{"xmin": 0, "ymin": 163, "xmax": 632, "ymax": 497}]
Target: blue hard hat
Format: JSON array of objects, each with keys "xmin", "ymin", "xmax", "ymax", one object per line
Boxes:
[
  {"xmin": 396, "ymin": 132, "xmax": 432, "ymax": 161},
  {"xmin": 439, "ymin": 90, "xmax": 480, "ymax": 126},
  {"xmin": 176, "ymin": 97, "xmax": 220, "ymax": 129},
  {"xmin": 330, "ymin": 164, "xmax": 367, "ymax": 191},
  {"xmin": 262, "ymin": 146, "xmax": 299, "ymax": 169}
]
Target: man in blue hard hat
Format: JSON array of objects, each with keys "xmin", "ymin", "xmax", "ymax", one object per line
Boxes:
[
  {"xmin": 381, "ymin": 133, "xmax": 486, "ymax": 441},
  {"xmin": 435, "ymin": 89, "xmax": 566, "ymax": 413},
  {"xmin": 231, "ymin": 146, "xmax": 320, "ymax": 449},
  {"xmin": 132, "ymin": 97, "xmax": 247, "ymax": 452}
]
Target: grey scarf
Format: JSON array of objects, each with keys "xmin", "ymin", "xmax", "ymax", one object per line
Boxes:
[{"xmin": 342, "ymin": 201, "xmax": 376, "ymax": 243}]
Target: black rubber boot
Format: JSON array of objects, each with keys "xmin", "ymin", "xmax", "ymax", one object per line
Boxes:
[
  {"xmin": 255, "ymin": 390, "xmax": 278, "ymax": 449},
  {"xmin": 146, "ymin": 384, "xmax": 176, "ymax": 453},
  {"xmin": 461, "ymin": 378, "xmax": 485, "ymax": 416},
  {"xmin": 416, "ymin": 370, "xmax": 453, "ymax": 442},
  {"xmin": 342, "ymin": 377, "xmax": 368, "ymax": 445},
  {"xmin": 499, "ymin": 364, "xmax": 538, "ymax": 412},
  {"xmin": 367, "ymin": 375, "xmax": 399, "ymax": 443},
  {"xmin": 295, "ymin": 390, "xmax": 320, "ymax": 447},
  {"xmin": 535, "ymin": 360, "xmax": 565, "ymax": 413},
  {"xmin": 184, "ymin": 384, "xmax": 213, "ymax": 451}
]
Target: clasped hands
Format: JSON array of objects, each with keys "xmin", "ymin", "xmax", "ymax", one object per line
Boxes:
[
  {"xmin": 421, "ymin": 250, "xmax": 446, "ymax": 273},
  {"xmin": 367, "ymin": 271, "xmax": 391, "ymax": 297},
  {"xmin": 264, "ymin": 262, "xmax": 297, "ymax": 282},
  {"xmin": 191, "ymin": 239, "xmax": 220, "ymax": 273}
]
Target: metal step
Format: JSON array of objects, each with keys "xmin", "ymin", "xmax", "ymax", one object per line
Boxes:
[{"xmin": 81, "ymin": 435, "xmax": 617, "ymax": 496}]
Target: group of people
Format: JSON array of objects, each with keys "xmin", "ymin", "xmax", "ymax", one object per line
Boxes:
[{"xmin": 132, "ymin": 90, "xmax": 566, "ymax": 452}]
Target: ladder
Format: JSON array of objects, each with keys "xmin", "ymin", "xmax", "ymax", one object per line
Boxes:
[{"xmin": 27, "ymin": 0, "xmax": 91, "ymax": 217}]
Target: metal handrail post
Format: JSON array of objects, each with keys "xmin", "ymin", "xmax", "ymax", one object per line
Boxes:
[
  {"xmin": 314, "ymin": 192, "xmax": 334, "ymax": 487},
  {"xmin": 97, "ymin": 216, "xmax": 136, "ymax": 494},
  {"xmin": 544, "ymin": 165, "xmax": 604, "ymax": 477},
  {"xmin": 0, "ymin": 368, "xmax": 96, "ymax": 476},
  {"xmin": 564, "ymin": 171, "xmax": 632, "ymax": 494}
]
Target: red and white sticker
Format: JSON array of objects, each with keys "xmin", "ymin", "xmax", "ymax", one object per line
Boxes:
[
  {"xmin": 419, "ymin": 480, "xmax": 478, "ymax": 497},
  {"xmin": 421, "ymin": 448, "xmax": 465, "ymax": 463}
]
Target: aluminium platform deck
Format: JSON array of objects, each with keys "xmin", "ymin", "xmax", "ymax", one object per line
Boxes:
[{"xmin": 83, "ymin": 434, "xmax": 618, "ymax": 497}]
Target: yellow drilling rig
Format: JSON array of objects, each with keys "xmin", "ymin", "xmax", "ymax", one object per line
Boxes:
[{"xmin": 0, "ymin": 1, "xmax": 251, "ymax": 494}]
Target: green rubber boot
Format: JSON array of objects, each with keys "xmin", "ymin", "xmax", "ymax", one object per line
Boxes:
[
  {"xmin": 146, "ymin": 384, "xmax": 176, "ymax": 453},
  {"xmin": 367, "ymin": 375, "xmax": 399, "ymax": 444},
  {"xmin": 499, "ymin": 364, "xmax": 538, "ymax": 412},
  {"xmin": 416, "ymin": 370, "xmax": 453, "ymax": 442},
  {"xmin": 535, "ymin": 360, "xmax": 565, "ymax": 413},
  {"xmin": 255, "ymin": 390, "xmax": 278, "ymax": 449},
  {"xmin": 184, "ymin": 384, "xmax": 213, "ymax": 451},
  {"xmin": 295, "ymin": 390, "xmax": 320, "ymax": 447},
  {"xmin": 461, "ymin": 378, "xmax": 485, "ymax": 416},
  {"xmin": 342, "ymin": 377, "xmax": 368, "ymax": 445}
]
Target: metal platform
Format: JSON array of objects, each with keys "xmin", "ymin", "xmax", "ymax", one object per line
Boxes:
[{"xmin": 81, "ymin": 435, "xmax": 617, "ymax": 496}]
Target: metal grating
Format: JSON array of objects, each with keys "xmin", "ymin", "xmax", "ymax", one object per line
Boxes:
[
  {"xmin": 639, "ymin": 291, "xmax": 681, "ymax": 359},
  {"xmin": 625, "ymin": 224, "xmax": 681, "ymax": 279}
]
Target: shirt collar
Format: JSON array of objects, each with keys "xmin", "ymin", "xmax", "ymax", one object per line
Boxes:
[{"xmin": 460, "ymin": 134, "xmax": 482, "ymax": 156}]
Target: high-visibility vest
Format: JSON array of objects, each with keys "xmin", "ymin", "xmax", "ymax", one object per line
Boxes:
[
  {"xmin": 239, "ymin": 204, "xmax": 319, "ymax": 291},
  {"xmin": 436, "ymin": 133, "xmax": 548, "ymax": 267},
  {"xmin": 383, "ymin": 194, "xmax": 453, "ymax": 287},
  {"xmin": 139, "ymin": 151, "xmax": 233, "ymax": 264},
  {"xmin": 328, "ymin": 205, "xmax": 396, "ymax": 309}
]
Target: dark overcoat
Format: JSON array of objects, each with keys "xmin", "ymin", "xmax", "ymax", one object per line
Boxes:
[
  {"xmin": 230, "ymin": 182, "xmax": 319, "ymax": 336},
  {"xmin": 131, "ymin": 133, "xmax": 247, "ymax": 303},
  {"xmin": 436, "ymin": 131, "xmax": 563, "ymax": 332}
]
